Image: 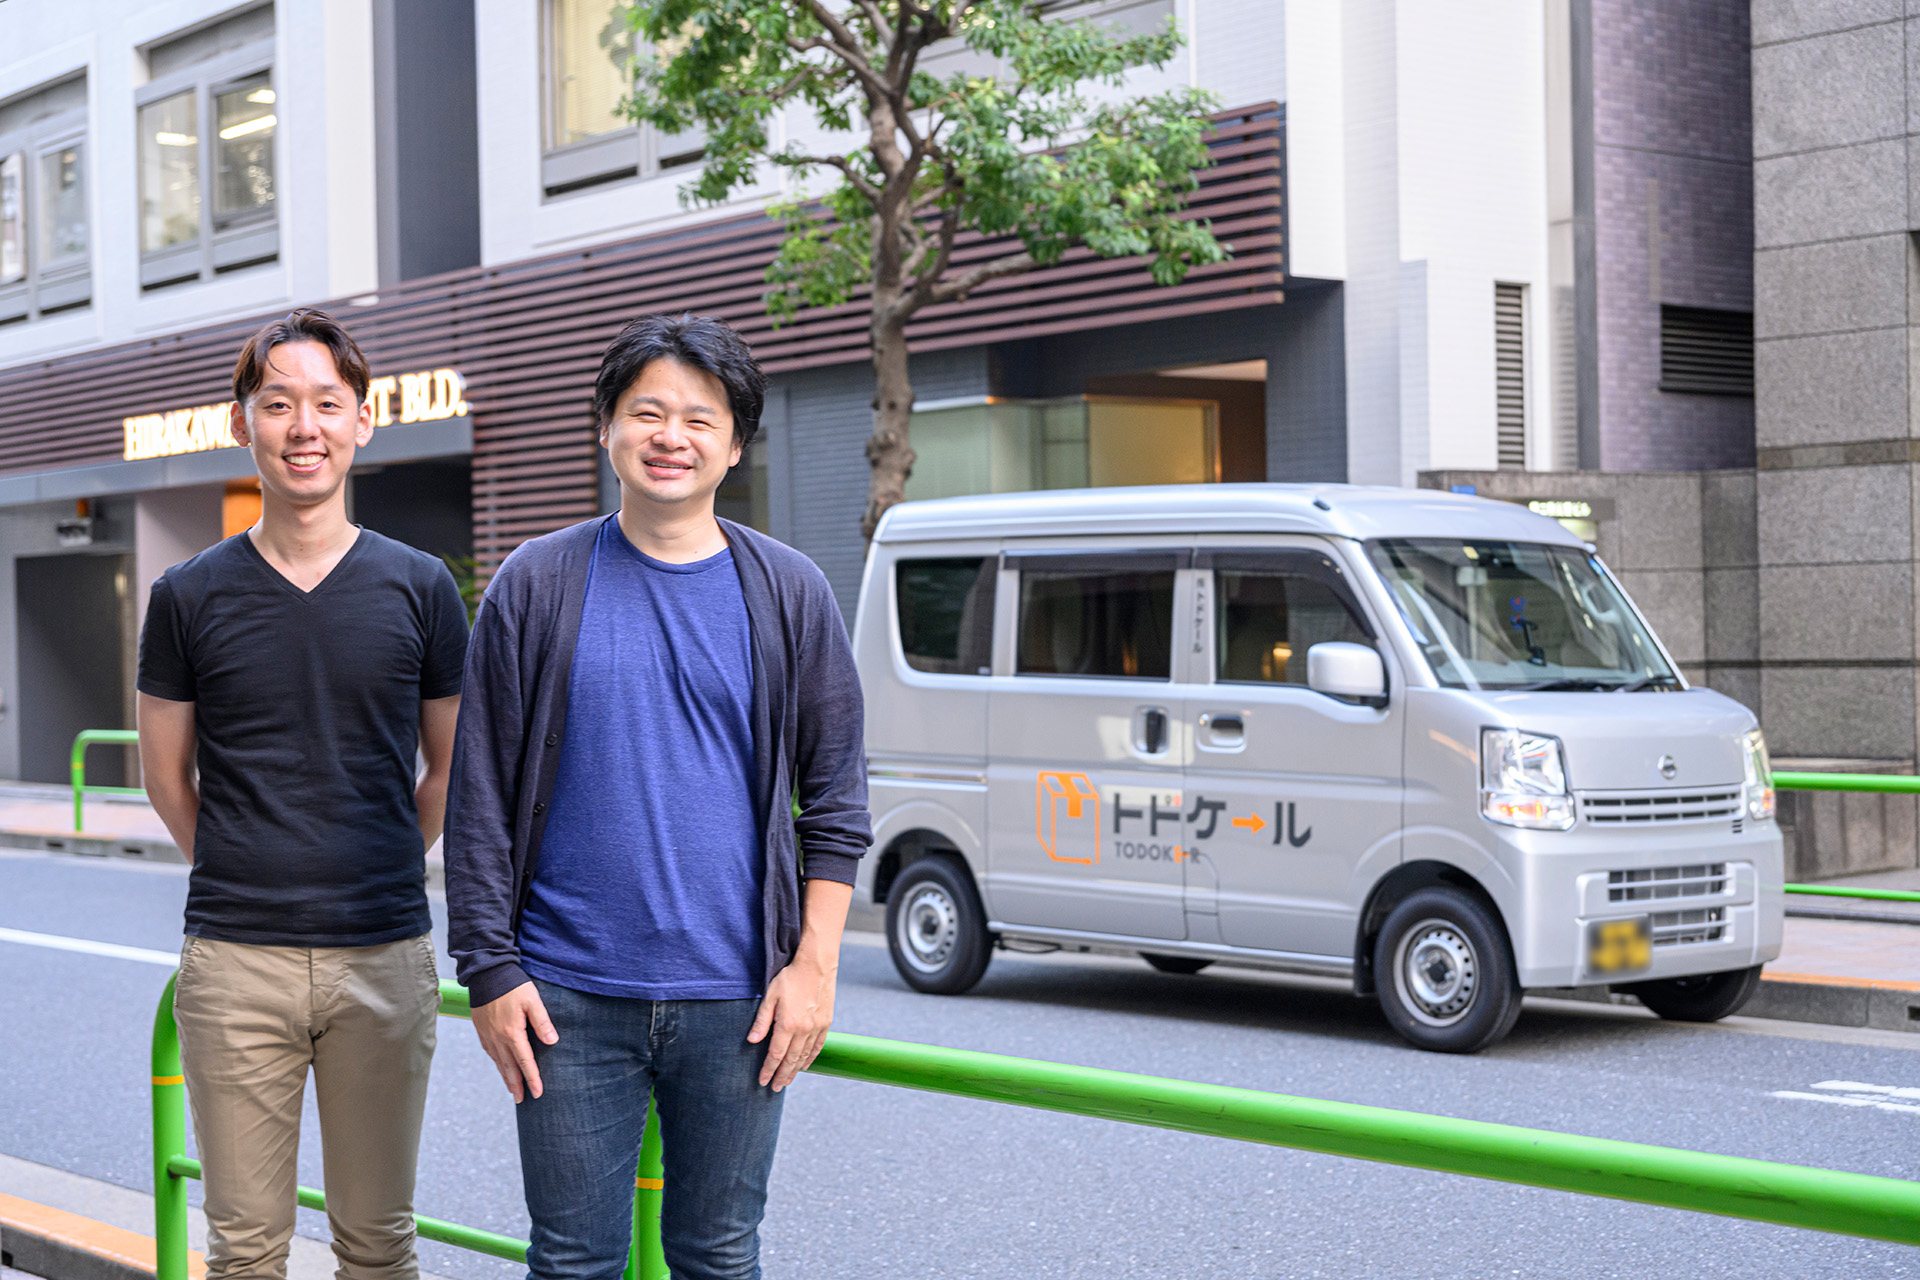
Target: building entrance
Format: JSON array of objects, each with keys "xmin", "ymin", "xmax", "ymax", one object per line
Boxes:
[{"xmin": 16, "ymin": 552, "xmax": 129, "ymax": 786}]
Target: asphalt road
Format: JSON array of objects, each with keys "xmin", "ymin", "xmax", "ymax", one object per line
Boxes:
[{"xmin": 4, "ymin": 847, "xmax": 1919, "ymax": 1279}]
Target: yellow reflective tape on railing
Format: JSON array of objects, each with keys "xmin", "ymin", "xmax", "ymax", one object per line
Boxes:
[
  {"xmin": 152, "ymin": 1075, "xmax": 184, "ymax": 1086},
  {"xmin": 635, "ymin": 1177, "xmax": 663, "ymax": 1190}
]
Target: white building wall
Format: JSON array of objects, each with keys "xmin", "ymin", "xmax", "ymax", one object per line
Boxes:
[
  {"xmin": 1394, "ymin": 0, "xmax": 1548, "ymax": 479},
  {"xmin": 0, "ymin": 0, "xmax": 379, "ymax": 370}
]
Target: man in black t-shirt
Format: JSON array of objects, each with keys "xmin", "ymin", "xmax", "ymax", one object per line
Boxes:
[{"xmin": 137, "ymin": 309, "xmax": 467, "ymax": 1280}]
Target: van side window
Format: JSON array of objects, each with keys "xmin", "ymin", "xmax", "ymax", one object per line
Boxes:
[
  {"xmin": 1217, "ymin": 571, "xmax": 1371, "ymax": 685},
  {"xmin": 896, "ymin": 557, "xmax": 997, "ymax": 675},
  {"xmin": 1017, "ymin": 569, "xmax": 1174, "ymax": 679}
]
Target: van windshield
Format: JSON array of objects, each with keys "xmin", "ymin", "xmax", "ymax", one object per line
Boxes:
[{"xmin": 1364, "ymin": 539, "xmax": 1678, "ymax": 691}]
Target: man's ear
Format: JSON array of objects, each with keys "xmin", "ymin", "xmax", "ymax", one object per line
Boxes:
[
  {"xmin": 228, "ymin": 400, "xmax": 251, "ymax": 447},
  {"xmin": 353, "ymin": 396, "xmax": 375, "ymax": 447}
]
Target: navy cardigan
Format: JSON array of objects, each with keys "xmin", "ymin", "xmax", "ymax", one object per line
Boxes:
[{"xmin": 444, "ymin": 515, "xmax": 872, "ymax": 1008}]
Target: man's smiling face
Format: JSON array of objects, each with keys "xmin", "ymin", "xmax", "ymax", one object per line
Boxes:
[
  {"xmin": 602, "ymin": 357, "xmax": 742, "ymax": 512},
  {"xmin": 230, "ymin": 340, "xmax": 374, "ymax": 509}
]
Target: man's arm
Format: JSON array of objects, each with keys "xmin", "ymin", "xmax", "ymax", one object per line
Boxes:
[
  {"xmin": 138, "ymin": 693, "xmax": 199, "ymax": 865},
  {"xmin": 747, "ymin": 561, "xmax": 872, "ymax": 1090},
  {"xmin": 748, "ymin": 877, "xmax": 852, "ymax": 1091},
  {"xmin": 443, "ymin": 561, "xmax": 556, "ymax": 1102},
  {"xmin": 417, "ymin": 694, "xmax": 460, "ymax": 849}
]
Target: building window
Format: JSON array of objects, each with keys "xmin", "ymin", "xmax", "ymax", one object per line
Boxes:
[
  {"xmin": 1659, "ymin": 305, "xmax": 1754, "ymax": 396},
  {"xmin": 1494, "ymin": 281, "xmax": 1526, "ymax": 469},
  {"xmin": 541, "ymin": 0, "xmax": 704, "ymax": 197},
  {"xmin": 136, "ymin": 5, "xmax": 277, "ymax": 290},
  {"xmin": 902, "ymin": 395, "xmax": 1219, "ymax": 503},
  {"xmin": 0, "ymin": 74, "xmax": 90, "ymax": 325}
]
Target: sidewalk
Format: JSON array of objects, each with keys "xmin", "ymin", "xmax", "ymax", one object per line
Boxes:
[
  {"xmin": 0, "ymin": 1153, "xmax": 453, "ymax": 1280},
  {"xmin": 2, "ymin": 779, "xmax": 1910, "ymax": 1030},
  {"xmin": 0, "ymin": 784, "xmax": 178, "ymax": 862}
]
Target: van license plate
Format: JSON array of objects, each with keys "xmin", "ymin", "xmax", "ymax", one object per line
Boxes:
[{"xmin": 1587, "ymin": 916, "xmax": 1653, "ymax": 976}]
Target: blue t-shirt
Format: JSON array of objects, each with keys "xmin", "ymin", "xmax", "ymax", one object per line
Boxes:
[{"xmin": 518, "ymin": 520, "xmax": 765, "ymax": 1000}]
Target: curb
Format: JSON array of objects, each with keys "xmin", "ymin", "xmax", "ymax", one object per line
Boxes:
[
  {"xmin": 1, "ymin": 831, "xmax": 448, "ymax": 891},
  {"xmin": 0, "ymin": 1193, "xmax": 205, "ymax": 1280},
  {"xmin": 1749, "ymin": 971, "xmax": 1920, "ymax": 1033},
  {"xmin": 1546, "ymin": 972, "xmax": 1920, "ymax": 1033},
  {"xmin": 0, "ymin": 830, "xmax": 182, "ymax": 865}
]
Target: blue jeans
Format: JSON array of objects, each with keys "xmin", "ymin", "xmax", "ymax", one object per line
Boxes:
[{"xmin": 516, "ymin": 980, "xmax": 784, "ymax": 1280}]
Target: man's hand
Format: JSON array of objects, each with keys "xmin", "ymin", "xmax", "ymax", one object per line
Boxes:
[
  {"xmin": 748, "ymin": 877, "xmax": 852, "ymax": 1091},
  {"xmin": 473, "ymin": 981, "xmax": 557, "ymax": 1103},
  {"xmin": 748, "ymin": 950, "xmax": 837, "ymax": 1092}
]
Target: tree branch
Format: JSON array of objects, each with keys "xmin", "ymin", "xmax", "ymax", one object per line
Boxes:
[
  {"xmin": 789, "ymin": 3, "xmax": 894, "ymax": 101},
  {"xmin": 927, "ymin": 248, "xmax": 1038, "ymax": 306},
  {"xmin": 776, "ymin": 151, "xmax": 883, "ymax": 204}
]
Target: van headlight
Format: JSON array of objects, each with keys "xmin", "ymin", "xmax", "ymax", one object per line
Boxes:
[
  {"xmin": 1481, "ymin": 728, "xmax": 1576, "ymax": 830},
  {"xmin": 1742, "ymin": 728, "xmax": 1775, "ymax": 822}
]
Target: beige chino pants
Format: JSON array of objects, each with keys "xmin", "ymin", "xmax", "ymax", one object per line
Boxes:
[{"xmin": 173, "ymin": 935, "xmax": 440, "ymax": 1280}]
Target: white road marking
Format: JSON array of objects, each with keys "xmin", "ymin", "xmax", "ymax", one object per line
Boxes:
[
  {"xmin": 0, "ymin": 926, "xmax": 178, "ymax": 967},
  {"xmin": 1771, "ymin": 1079, "xmax": 1920, "ymax": 1115}
]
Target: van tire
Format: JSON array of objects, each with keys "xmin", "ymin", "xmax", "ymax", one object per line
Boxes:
[
  {"xmin": 1374, "ymin": 887, "xmax": 1522, "ymax": 1053},
  {"xmin": 1141, "ymin": 953, "xmax": 1213, "ymax": 975},
  {"xmin": 1617, "ymin": 965, "xmax": 1763, "ymax": 1022},
  {"xmin": 886, "ymin": 857, "xmax": 992, "ymax": 995}
]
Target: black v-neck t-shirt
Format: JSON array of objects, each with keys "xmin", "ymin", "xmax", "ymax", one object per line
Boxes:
[{"xmin": 138, "ymin": 529, "xmax": 469, "ymax": 946}]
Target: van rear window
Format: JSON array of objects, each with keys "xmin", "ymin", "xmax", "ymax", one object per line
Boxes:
[
  {"xmin": 896, "ymin": 558, "xmax": 997, "ymax": 675},
  {"xmin": 1017, "ymin": 569, "xmax": 1174, "ymax": 680}
]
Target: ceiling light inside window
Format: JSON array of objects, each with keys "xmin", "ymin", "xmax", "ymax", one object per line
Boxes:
[
  {"xmin": 155, "ymin": 132, "xmax": 197, "ymax": 146},
  {"xmin": 247, "ymin": 88, "xmax": 276, "ymax": 104},
  {"xmin": 218, "ymin": 115, "xmax": 276, "ymax": 140}
]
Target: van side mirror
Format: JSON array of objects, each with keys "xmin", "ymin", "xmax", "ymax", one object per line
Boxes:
[{"xmin": 1307, "ymin": 642, "xmax": 1387, "ymax": 706}]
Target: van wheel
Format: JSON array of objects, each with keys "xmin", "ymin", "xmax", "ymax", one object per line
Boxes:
[
  {"xmin": 1142, "ymin": 953, "xmax": 1213, "ymax": 975},
  {"xmin": 1374, "ymin": 887, "xmax": 1522, "ymax": 1053},
  {"xmin": 1617, "ymin": 965, "xmax": 1763, "ymax": 1022},
  {"xmin": 886, "ymin": 857, "xmax": 992, "ymax": 995}
]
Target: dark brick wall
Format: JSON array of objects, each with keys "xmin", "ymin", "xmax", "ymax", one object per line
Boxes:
[{"xmin": 1592, "ymin": 0, "xmax": 1755, "ymax": 471}]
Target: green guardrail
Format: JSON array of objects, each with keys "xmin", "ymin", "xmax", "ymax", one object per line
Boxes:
[
  {"xmin": 154, "ymin": 976, "xmax": 667, "ymax": 1280},
  {"xmin": 1771, "ymin": 772, "xmax": 1920, "ymax": 904},
  {"xmin": 154, "ymin": 976, "xmax": 1920, "ymax": 1270},
  {"xmin": 71, "ymin": 728, "xmax": 143, "ymax": 832}
]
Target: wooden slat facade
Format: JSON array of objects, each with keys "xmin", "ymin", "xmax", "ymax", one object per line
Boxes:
[{"xmin": 0, "ymin": 103, "xmax": 1282, "ymax": 573}]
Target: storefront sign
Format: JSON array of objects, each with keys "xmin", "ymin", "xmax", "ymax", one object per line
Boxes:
[{"xmin": 122, "ymin": 368, "xmax": 469, "ymax": 461}]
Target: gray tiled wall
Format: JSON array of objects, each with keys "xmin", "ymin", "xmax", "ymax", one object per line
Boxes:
[
  {"xmin": 1590, "ymin": 0, "xmax": 1756, "ymax": 471},
  {"xmin": 1751, "ymin": 1, "xmax": 1920, "ymax": 760}
]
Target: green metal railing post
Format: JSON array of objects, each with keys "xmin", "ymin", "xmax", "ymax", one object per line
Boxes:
[
  {"xmin": 71, "ymin": 728, "xmax": 143, "ymax": 832},
  {"xmin": 152, "ymin": 973, "xmax": 190, "ymax": 1280},
  {"xmin": 633, "ymin": 1100, "xmax": 667, "ymax": 1280}
]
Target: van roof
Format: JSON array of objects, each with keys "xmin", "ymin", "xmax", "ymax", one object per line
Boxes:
[{"xmin": 872, "ymin": 483, "xmax": 1589, "ymax": 547}]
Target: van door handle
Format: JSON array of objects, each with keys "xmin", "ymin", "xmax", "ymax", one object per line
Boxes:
[
  {"xmin": 1133, "ymin": 706, "xmax": 1170, "ymax": 756},
  {"xmin": 1198, "ymin": 711, "xmax": 1245, "ymax": 750}
]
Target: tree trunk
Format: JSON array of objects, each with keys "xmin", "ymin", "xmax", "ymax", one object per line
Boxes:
[{"xmin": 861, "ymin": 307, "xmax": 916, "ymax": 543}]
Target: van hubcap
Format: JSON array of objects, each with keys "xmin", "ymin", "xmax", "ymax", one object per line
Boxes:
[
  {"xmin": 897, "ymin": 884, "xmax": 959, "ymax": 974},
  {"xmin": 1395, "ymin": 919, "xmax": 1478, "ymax": 1027}
]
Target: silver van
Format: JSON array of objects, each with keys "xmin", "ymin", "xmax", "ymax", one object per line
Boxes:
[{"xmin": 851, "ymin": 484, "xmax": 1783, "ymax": 1052}]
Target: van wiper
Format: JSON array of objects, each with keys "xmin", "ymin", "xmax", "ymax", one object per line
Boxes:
[
  {"xmin": 1615, "ymin": 674, "xmax": 1680, "ymax": 693},
  {"xmin": 1507, "ymin": 678, "xmax": 1615, "ymax": 691}
]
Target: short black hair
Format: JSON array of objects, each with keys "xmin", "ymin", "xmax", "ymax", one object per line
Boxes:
[
  {"xmin": 593, "ymin": 313, "xmax": 766, "ymax": 448},
  {"xmin": 233, "ymin": 308, "xmax": 371, "ymax": 409}
]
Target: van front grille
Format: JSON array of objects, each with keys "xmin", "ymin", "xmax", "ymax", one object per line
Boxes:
[
  {"xmin": 1651, "ymin": 906, "xmax": 1726, "ymax": 946},
  {"xmin": 1608, "ymin": 863, "xmax": 1728, "ymax": 903},
  {"xmin": 1581, "ymin": 788, "xmax": 1742, "ymax": 825}
]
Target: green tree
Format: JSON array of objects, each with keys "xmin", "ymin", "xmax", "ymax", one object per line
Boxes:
[{"xmin": 624, "ymin": 0, "xmax": 1229, "ymax": 539}]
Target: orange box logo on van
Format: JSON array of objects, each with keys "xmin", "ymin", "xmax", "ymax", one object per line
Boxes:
[{"xmin": 1035, "ymin": 771, "xmax": 1100, "ymax": 865}]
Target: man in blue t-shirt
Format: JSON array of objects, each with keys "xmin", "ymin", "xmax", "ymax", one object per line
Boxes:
[{"xmin": 445, "ymin": 314, "xmax": 871, "ymax": 1280}]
